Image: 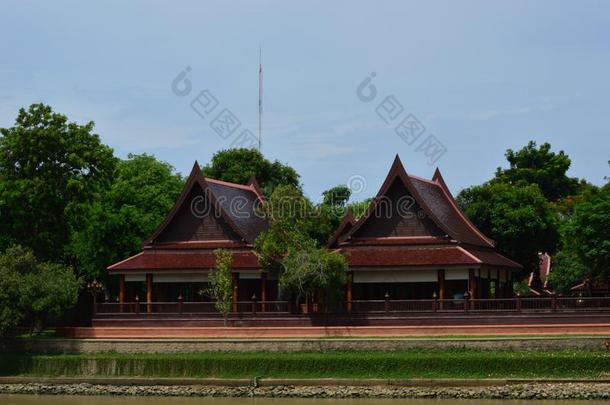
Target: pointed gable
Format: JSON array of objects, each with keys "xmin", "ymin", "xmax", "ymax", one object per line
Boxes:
[
  {"xmin": 342, "ymin": 155, "xmax": 494, "ymax": 248},
  {"xmin": 351, "ymin": 177, "xmax": 445, "ymax": 239},
  {"xmin": 145, "ymin": 162, "xmax": 267, "ymax": 246},
  {"xmin": 153, "ymin": 181, "xmax": 242, "ymax": 243}
]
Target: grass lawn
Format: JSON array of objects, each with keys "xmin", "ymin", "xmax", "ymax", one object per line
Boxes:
[{"xmin": 1, "ymin": 349, "xmax": 609, "ymax": 379}]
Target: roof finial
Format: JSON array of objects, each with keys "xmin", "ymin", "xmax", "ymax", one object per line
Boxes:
[
  {"xmin": 190, "ymin": 160, "xmax": 201, "ymax": 175},
  {"xmin": 391, "ymin": 154, "xmax": 403, "ymax": 169},
  {"xmin": 432, "ymin": 167, "xmax": 443, "ymax": 182}
]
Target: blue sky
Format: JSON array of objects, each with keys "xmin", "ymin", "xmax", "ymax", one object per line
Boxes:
[{"xmin": 1, "ymin": 1, "xmax": 609, "ymax": 202}]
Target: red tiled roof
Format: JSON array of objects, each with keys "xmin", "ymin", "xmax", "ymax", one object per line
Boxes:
[
  {"xmin": 464, "ymin": 247, "xmax": 522, "ymax": 269},
  {"xmin": 344, "ymin": 236, "xmax": 451, "ymax": 246},
  {"xmin": 149, "ymin": 240, "xmax": 249, "ymax": 249},
  {"xmin": 342, "ymin": 246, "xmax": 521, "ymax": 268},
  {"xmin": 410, "ymin": 176, "xmax": 494, "ymax": 247},
  {"xmin": 343, "ymin": 246, "xmax": 477, "ymax": 267},
  {"xmin": 108, "ymin": 250, "xmax": 259, "ymax": 271},
  {"xmin": 540, "ymin": 252, "xmax": 551, "ymax": 285},
  {"xmin": 529, "ymin": 252, "xmax": 552, "ymax": 292}
]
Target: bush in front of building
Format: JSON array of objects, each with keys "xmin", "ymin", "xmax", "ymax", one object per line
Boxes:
[{"xmin": 0, "ymin": 245, "xmax": 80, "ymax": 337}]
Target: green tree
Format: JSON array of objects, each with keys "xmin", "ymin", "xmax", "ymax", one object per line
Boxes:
[
  {"xmin": 70, "ymin": 154, "xmax": 183, "ymax": 280},
  {"xmin": 552, "ymin": 180, "xmax": 598, "ymax": 219},
  {"xmin": 547, "ymin": 248, "xmax": 588, "ymax": 294},
  {"xmin": 0, "ymin": 104, "xmax": 116, "ymax": 262},
  {"xmin": 317, "ymin": 185, "xmax": 352, "ymax": 242},
  {"xmin": 254, "ymin": 185, "xmax": 348, "ymax": 310},
  {"xmin": 207, "ymin": 249, "xmax": 234, "ymax": 325},
  {"xmin": 547, "ymin": 181, "xmax": 606, "ymax": 294},
  {"xmin": 202, "ymin": 148, "xmax": 300, "ymax": 195},
  {"xmin": 347, "ymin": 198, "xmax": 372, "ymax": 219},
  {"xmin": 280, "ymin": 240, "xmax": 348, "ymax": 310},
  {"xmin": 0, "ymin": 245, "xmax": 80, "ymax": 336},
  {"xmin": 551, "ymin": 183, "xmax": 610, "ymax": 291},
  {"xmin": 457, "ymin": 182, "xmax": 559, "ymax": 277},
  {"xmin": 512, "ymin": 279, "xmax": 532, "ymax": 297},
  {"xmin": 495, "ymin": 141, "xmax": 580, "ymax": 201},
  {"xmin": 322, "ymin": 185, "xmax": 351, "ymax": 208},
  {"xmin": 254, "ymin": 184, "xmax": 318, "ymax": 271}
]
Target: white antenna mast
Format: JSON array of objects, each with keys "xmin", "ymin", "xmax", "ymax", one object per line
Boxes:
[{"xmin": 258, "ymin": 47, "xmax": 263, "ymax": 152}]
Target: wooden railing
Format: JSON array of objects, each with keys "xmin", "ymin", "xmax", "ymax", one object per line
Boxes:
[
  {"xmin": 96, "ymin": 296, "xmax": 610, "ymax": 316},
  {"xmin": 346, "ymin": 296, "xmax": 610, "ymax": 314},
  {"xmin": 95, "ymin": 300, "xmax": 290, "ymax": 315}
]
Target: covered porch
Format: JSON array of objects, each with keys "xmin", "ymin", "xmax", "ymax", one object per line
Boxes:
[
  {"xmin": 344, "ymin": 266, "xmax": 515, "ymax": 313},
  {"xmin": 95, "ymin": 264, "xmax": 610, "ymax": 320},
  {"xmin": 106, "ymin": 269, "xmax": 284, "ymax": 314},
  {"xmin": 346, "ymin": 267, "xmax": 514, "ymax": 301}
]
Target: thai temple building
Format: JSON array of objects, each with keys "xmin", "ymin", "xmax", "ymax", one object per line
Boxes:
[{"xmin": 107, "ymin": 156, "xmax": 521, "ymax": 313}]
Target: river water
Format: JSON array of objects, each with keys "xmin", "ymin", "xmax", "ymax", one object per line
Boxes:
[{"xmin": 0, "ymin": 396, "xmax": 607, "ymax": 405}]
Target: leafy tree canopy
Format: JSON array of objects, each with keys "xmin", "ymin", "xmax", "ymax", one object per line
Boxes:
[
  {"xmin": 322, "ymin": 185, "xmax": 351, "ymax": 208},
  {"xmin": 347, "ymin": 198, "xmax": 372, "ymax": 219},
  {"xmin": 457, "ymin": 182, "xmax": 559, "ymax": 277},
  {"xmin": 0, "ymin": 103, "xmax": 116, "ymax": 262},
  {"xmin": 494, "ymin": 141, "xmax": 581, "ymax": 201},
  {"xmin": 202, "ymin": 148, "xmax": 300, "ymax": 195},
  {"xmin": 552, "ymin": 180, "xmax": 599, "ymax": 219},
  {"xmin": 70, "ymin": 154, "xmax": 184, "ymax": 280},
  {"xmin": 254, "ymin": 185, "xmax": 348, "ymax": 305},
  {"xmin": 458, "ymin": 141, "xmax": 600, "ymax": 287},
  {"xmin": 280, "ymin": 239, "xmax": 348, "ymax": 309},
  {"xmin": 315, "ymin": 185, "xmax": 352, "ymax": 246},
  {"xmin": 0, "ymin": 245, "xmax": 80, "ymax": 337},
  {"xmin": 254, "ymin": 185, "xmax": 317, "ymax": 271},
  {"xmin": 547, "ymin": 248, "xmax": 589, "ymax": 295},
  {"xmin": 552, "ymin": 183, "xmax": 610, "ymax": 289}
]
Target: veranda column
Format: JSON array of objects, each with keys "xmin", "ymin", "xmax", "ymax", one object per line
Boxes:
[
  {"xmin": 507, "ymin": 271, "xmax": 514, "ymax": 298},
  {"xmin": 261, "ymin": 272, "xmax": 267, "ymax": 312},
  {"xmin": 232, "ymin": 272, "xmax": 239, "ymax": 313},
  {"xmin": 118, "ymin": 274, "xmax": 125, "ymax": 313},
  {"xmin": 346, "ymin": 271, "xmax": 353, "ymax": 312},
  {"xmin": 496, "ymin": 269, "xmax": 503, "ymax": 298},
  {"xmin": 146, "ymin": 273, "xmax": 153, "ymax": 313},
  {"xmin": 437, "ymin": 269, "xmax": 445, "ymax": 310},
  {"xmin": 484, "ymin": 269, "xmax": 490, "ymax": 298},
  {"xmin": 468, "ymin": 268, "xmax": 477, "ymax": 299}
]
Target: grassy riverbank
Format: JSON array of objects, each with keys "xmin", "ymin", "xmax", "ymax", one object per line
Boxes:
[{"xmin": 1, "ymin": 349, "xmax": 609, "ymax": 379}]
